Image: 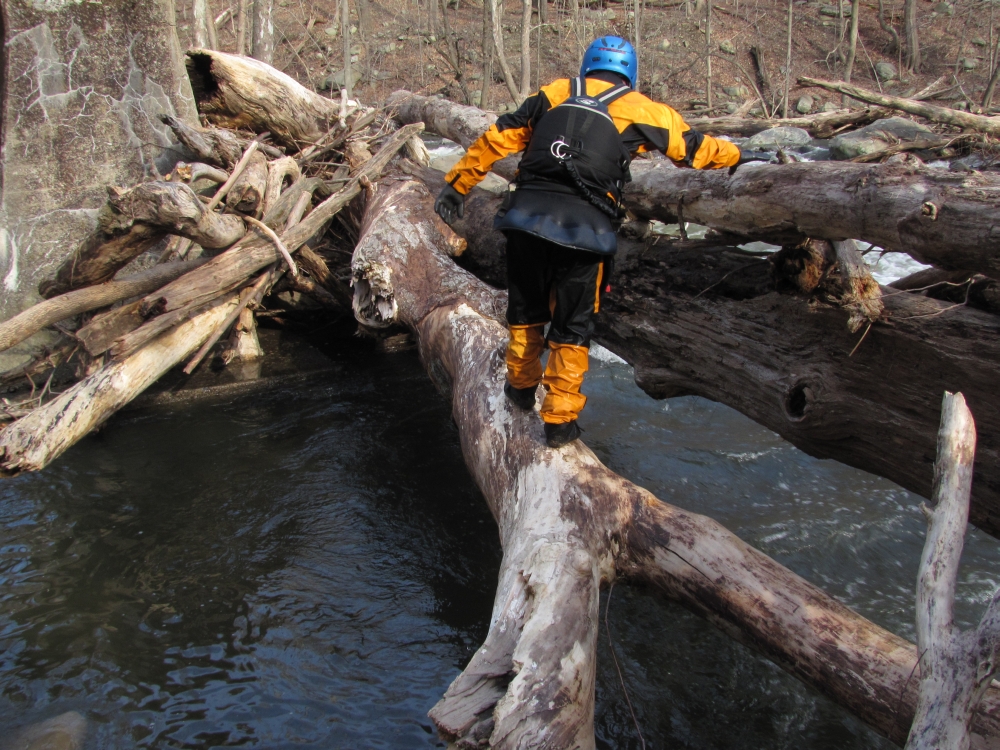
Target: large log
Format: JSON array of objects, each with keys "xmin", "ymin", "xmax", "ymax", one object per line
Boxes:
[
  {"xmin": 622, "ymin": 160, "xmax": 1000, "ymax": 276},
  {"xmin": 186, "ymin": 49, "xmax": 348, "ymax": 148},
  {"xmin": 389, "ymin": 91, "xmax": 1000, "ymax": 277},
  {"xmin": 39, "ymin": 182, "xmax": 248, "ymax": 298},
  {"xmin": 425, "ymin": 175, "xmax": 1000, "ymax": 538},
  {"xmin": 350, "ymin": 170, "xmax": 1000, "ymax": 748}
]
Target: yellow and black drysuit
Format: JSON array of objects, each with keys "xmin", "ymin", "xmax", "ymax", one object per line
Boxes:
[{"xmin": 444, "ymin": 71, "xmax": 741, "ymax": 426}]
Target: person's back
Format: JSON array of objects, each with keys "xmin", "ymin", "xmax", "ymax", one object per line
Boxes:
[{"xmin": 435, "ymin": 36, "xmax": 767, "ymax": 448}]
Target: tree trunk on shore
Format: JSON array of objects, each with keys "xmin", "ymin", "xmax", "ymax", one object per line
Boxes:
[
  {"xmin": 411, "ymin": 167, "xmax": 1000, "ymax": 539},
  {"xmin": 350, "ymin": 167, "xmax": 1000, "ymax": 748}
]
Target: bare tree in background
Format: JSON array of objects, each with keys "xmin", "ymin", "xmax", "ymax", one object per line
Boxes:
[
  {"xmin": 480, "ymin": 0, "xmax": 494, "ymax": 109},
  {"xmin": 519, "ymin": 0, "xmax": 532, "ymax": 99},
  {"xmin": 904, "ymin": 0, "xmax": 921, "ymax": 71},
  {"xmin": 237, "ymin": 0, "xmax": 249, "ymax": 55},
  {"xmin": 705, "ymin": 0, "xmax": 713, "ymax": 109},
  {"xmin": 782, "ymin": 0, "xmax": 792, "ymax": 117},
  {"xmin": 877, "ymin": 0, "xmax": 901, "ymax": 53},
  {"xmin": 490, "ymin": 0, "xmax": 523, "ymax": 104},
  {"xmin": 842, "ymin": 0, "xmax": 860, "ymax": 106},
  {"xmin": 193, "ymin": 0, "xmax": 219, "ymax": 49},
  {"xmin": 343, "ymin": 0, "xmax": 353, "ymax": 100},
  {"xmin": 251, "ymin": 0, "xmax": 275, "ymax": 63},
  {"xmin": 429, "ymin": 0, "xmax": 438, "ymax": 35}
]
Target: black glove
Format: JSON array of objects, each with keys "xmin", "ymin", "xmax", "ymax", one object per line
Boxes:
[
  {"xmin": 435, "ymin": 184, "xmax": 465, "ymax": 224},
  {"xmin": 737, "ymin": 148, "xmax": 775, "ymax": 165}
]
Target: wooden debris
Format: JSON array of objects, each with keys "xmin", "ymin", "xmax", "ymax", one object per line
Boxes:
[
  {"xmin": 186, "ymin": 49, "xmax": 349, "ymax": 147},
  {"xmin": 798, "ymin": 76, "xmax": 1000, "ymax": 137}
]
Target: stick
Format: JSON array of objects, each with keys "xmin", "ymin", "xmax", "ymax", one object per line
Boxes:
[
  {"xmin": 182, "ymin": 274, "xmax": 269, "ymax": 374},
  {"xmin": 206, "ymin": 140, "xmax": 261, "ymax": 211},
  {"xmin": 242, "ymin": 215, "xmax": 298, "ymax": 276}
]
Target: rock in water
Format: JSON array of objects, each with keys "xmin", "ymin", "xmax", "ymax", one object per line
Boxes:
[
  {"xmin": 8, "ymin": 712, "xmax": 87, "ymax": 750},
  {"xmin": 796, "ymin": 95, "xmax": 814, "ymax": 114},
  {"xmin": 829, "ymin": 116, "xmax": 934, "ymax": 160},
  {"xmin": 744, "ymin": 126, "xmax": 812, "ymax": 151}
]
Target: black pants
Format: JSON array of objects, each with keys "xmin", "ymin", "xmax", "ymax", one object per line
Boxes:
[
  {"xmin": 504, "ymin": 231, "xmax": 611, "ymax": 424},
  {"xmin": 505, "ymin": 231, "xmax": 610, "ymax": 346}
]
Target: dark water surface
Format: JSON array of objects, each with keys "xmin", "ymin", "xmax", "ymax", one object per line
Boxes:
[{"xmin": 1, "ymin": 338, "xmax": 997, "ymax": 748}]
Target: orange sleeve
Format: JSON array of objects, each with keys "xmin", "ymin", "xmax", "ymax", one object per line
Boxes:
[
  {"xmin": 443, "ymin": 124, "xmax": 532, "ymax": 195},
  {"xmin": 444, "ymin": 81, "xmax": 571, "ymax": 195},
  {"xmin": 617, "ymin": 97, "xmax": 740, "ymax": 169}
]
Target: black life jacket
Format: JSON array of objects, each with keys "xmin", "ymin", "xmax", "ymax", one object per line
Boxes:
[{"xmin": 517, "ymin": 77, "xmax": 633, "ymax": 218}]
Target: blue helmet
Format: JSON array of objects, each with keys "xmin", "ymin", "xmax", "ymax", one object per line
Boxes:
[{"xmin": 580, "ymin": 36, "xmax": 637, "ymax": 89}]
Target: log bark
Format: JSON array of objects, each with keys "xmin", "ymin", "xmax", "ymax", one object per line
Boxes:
[
  {"xmin": 429, "ymin": 175, "xmax": 1000, "ymax": 538},
  {"xmin": 0, "ymin": 260, "xmax": 205, "ymax": 353},
  {"xmin": 798, "ymin": 77, "xmax": 1000, "ymax": 136},
  {"xmin": 906, "ymin": 393, "xmax": 1000, "ymax": 750},
  {"xmin": 0, "ymin": 296, "xmax": 239, "ymax": 476},
  {"xmin": 890, "ymin": 268, "xmax": 1000, "ymax": 315},
  {"xmin": 622, "ymin": 160, "xmax": 1000, "ymax": 276},
  {"xmin": 186, "ymin": 49, "xmax": 346, "ymax": 148},
  {"xmin": 350, "ymin": 170, "xmax": 1000, "ymax": 748},
  {"xmin": 38, "ymin": 182, "xmax": 248, "ymax": 298}
]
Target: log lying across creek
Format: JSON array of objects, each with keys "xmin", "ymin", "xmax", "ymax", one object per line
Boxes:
[
  {"xmin": 350, "ymin": 167, "xmax": 1000, "ymax": 749},
  {"xmin": 389, "ymin": 90, "xmax": 1000, "ymax": 278},
  {"xmin": 410, "ymin": 163, "xmax": 1000, "ymax": 539}
]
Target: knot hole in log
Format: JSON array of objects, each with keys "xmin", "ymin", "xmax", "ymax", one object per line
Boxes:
[{"xmin": 784, "ymin": 381, "xmax": 814, "ymax": 421}]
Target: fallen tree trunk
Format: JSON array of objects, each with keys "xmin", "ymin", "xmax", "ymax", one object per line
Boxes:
[
  {"xmin": 798, "ymin": 77, "xmax": 1000, "ymax": 137},
  {"xmin": 39, "ymin": 182, "xmax": 248, "ymax": 298},
  {"xmin": 389, "ymin": 92, "xmax": 1000, "ymax": 276},
  {"xmin": 0, "ymin": 295, "xmax": 238, "ymax": 476},
  {"xmin": 623, "ymin": 159, "xmax": 1000, "ymax": 276},
  {"xmin": 186, "ymin": 49, "xmax": 349, "ymax": 148},
  {"xmin": 685, "ymin": 106, "xmax": 890, "ymax": 138},
  {"xmin": 426, "ymin": 174, "xmax": 1000, "ymax": 537},
  {"xmin": 0, "ymin": 259, "xmax": 205, "ymax": 352},
  {"xmin": 350, "ymin": 170, "xmax": 1000, "ymax": 748}
]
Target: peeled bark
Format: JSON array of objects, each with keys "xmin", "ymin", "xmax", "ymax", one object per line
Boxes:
[
  {"xmin": 430, "ymin": 175, "xmax": 1000, "ymax": 538},
  {"xmin": 186, "ymin": 50, "xmax": 347, "ymax": 148},
  {"xmin": 0, "ymin": 297, "xmax": 239, "ymax": 476},
  {"xmin": 39, "ymin": 182, "xmax": 248, "ymax": 298},
  {"xmin": 350, "ymin": 170, "xmax": 1000, "ymax": 748}
]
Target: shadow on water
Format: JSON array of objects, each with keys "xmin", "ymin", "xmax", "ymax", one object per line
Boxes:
[{"xmin": 1, "ymin": 338, "xmax": 998, "ymax": 748}]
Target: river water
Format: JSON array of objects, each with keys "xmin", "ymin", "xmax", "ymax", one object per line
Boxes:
[{"xmin": 2, "ymin": 329, "xmax": 998, "ymax": 749}]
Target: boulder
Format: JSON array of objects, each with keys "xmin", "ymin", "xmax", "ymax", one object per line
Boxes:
[
  {"xmin": 828, "ymin": 116, "xmax": 934, "ymax": 160},
  {"xmin": 820, "ymin": 101, "xmax": 841, "ymax": 113},
  {"xmin": 961, "ymin": 57, "xmax": 979, "ymax": 71},
  {"xmin": 744, "ymin": 126, "xmax": 812, "ymax": 150},
  {"xmin": 723, "ymin": 84, "xmax": 751, "ymax": 98},
  {"xmin": 322, "ymin": 68, "xmax": 363, "ymax": 91},
  {"xmin": 875, "ymin": 61, "xmax": 897, "ymax": 81},
  {"xmin": 796, "ymin": 95, "xmax": 814, "ymax": 114},
  {"xmin": 719, "ymin": 40, "xmax": 737, "ymax": 54},
  {"xmin": 0, "ymin": 0, "xmax": 197, "ymax": 361}
]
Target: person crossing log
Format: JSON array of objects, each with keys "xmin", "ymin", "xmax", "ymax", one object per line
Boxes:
[{"xmin": 350, "ymin": 165, "xmax": 1000, "ymax": 749}]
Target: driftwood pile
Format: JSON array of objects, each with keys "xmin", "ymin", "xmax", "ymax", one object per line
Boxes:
[
  {"xmin": 1, "ymin": 50, "xmax": 999, "ymax": 749},
  {"xmin": 0, "ymin": 49, "xmax": 422, "ymax": 473}
]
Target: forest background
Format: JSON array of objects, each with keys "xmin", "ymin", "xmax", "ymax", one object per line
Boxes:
[{"xmin": 177, "ymin": 0, "xmax": 1000, "ymax": 126}]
